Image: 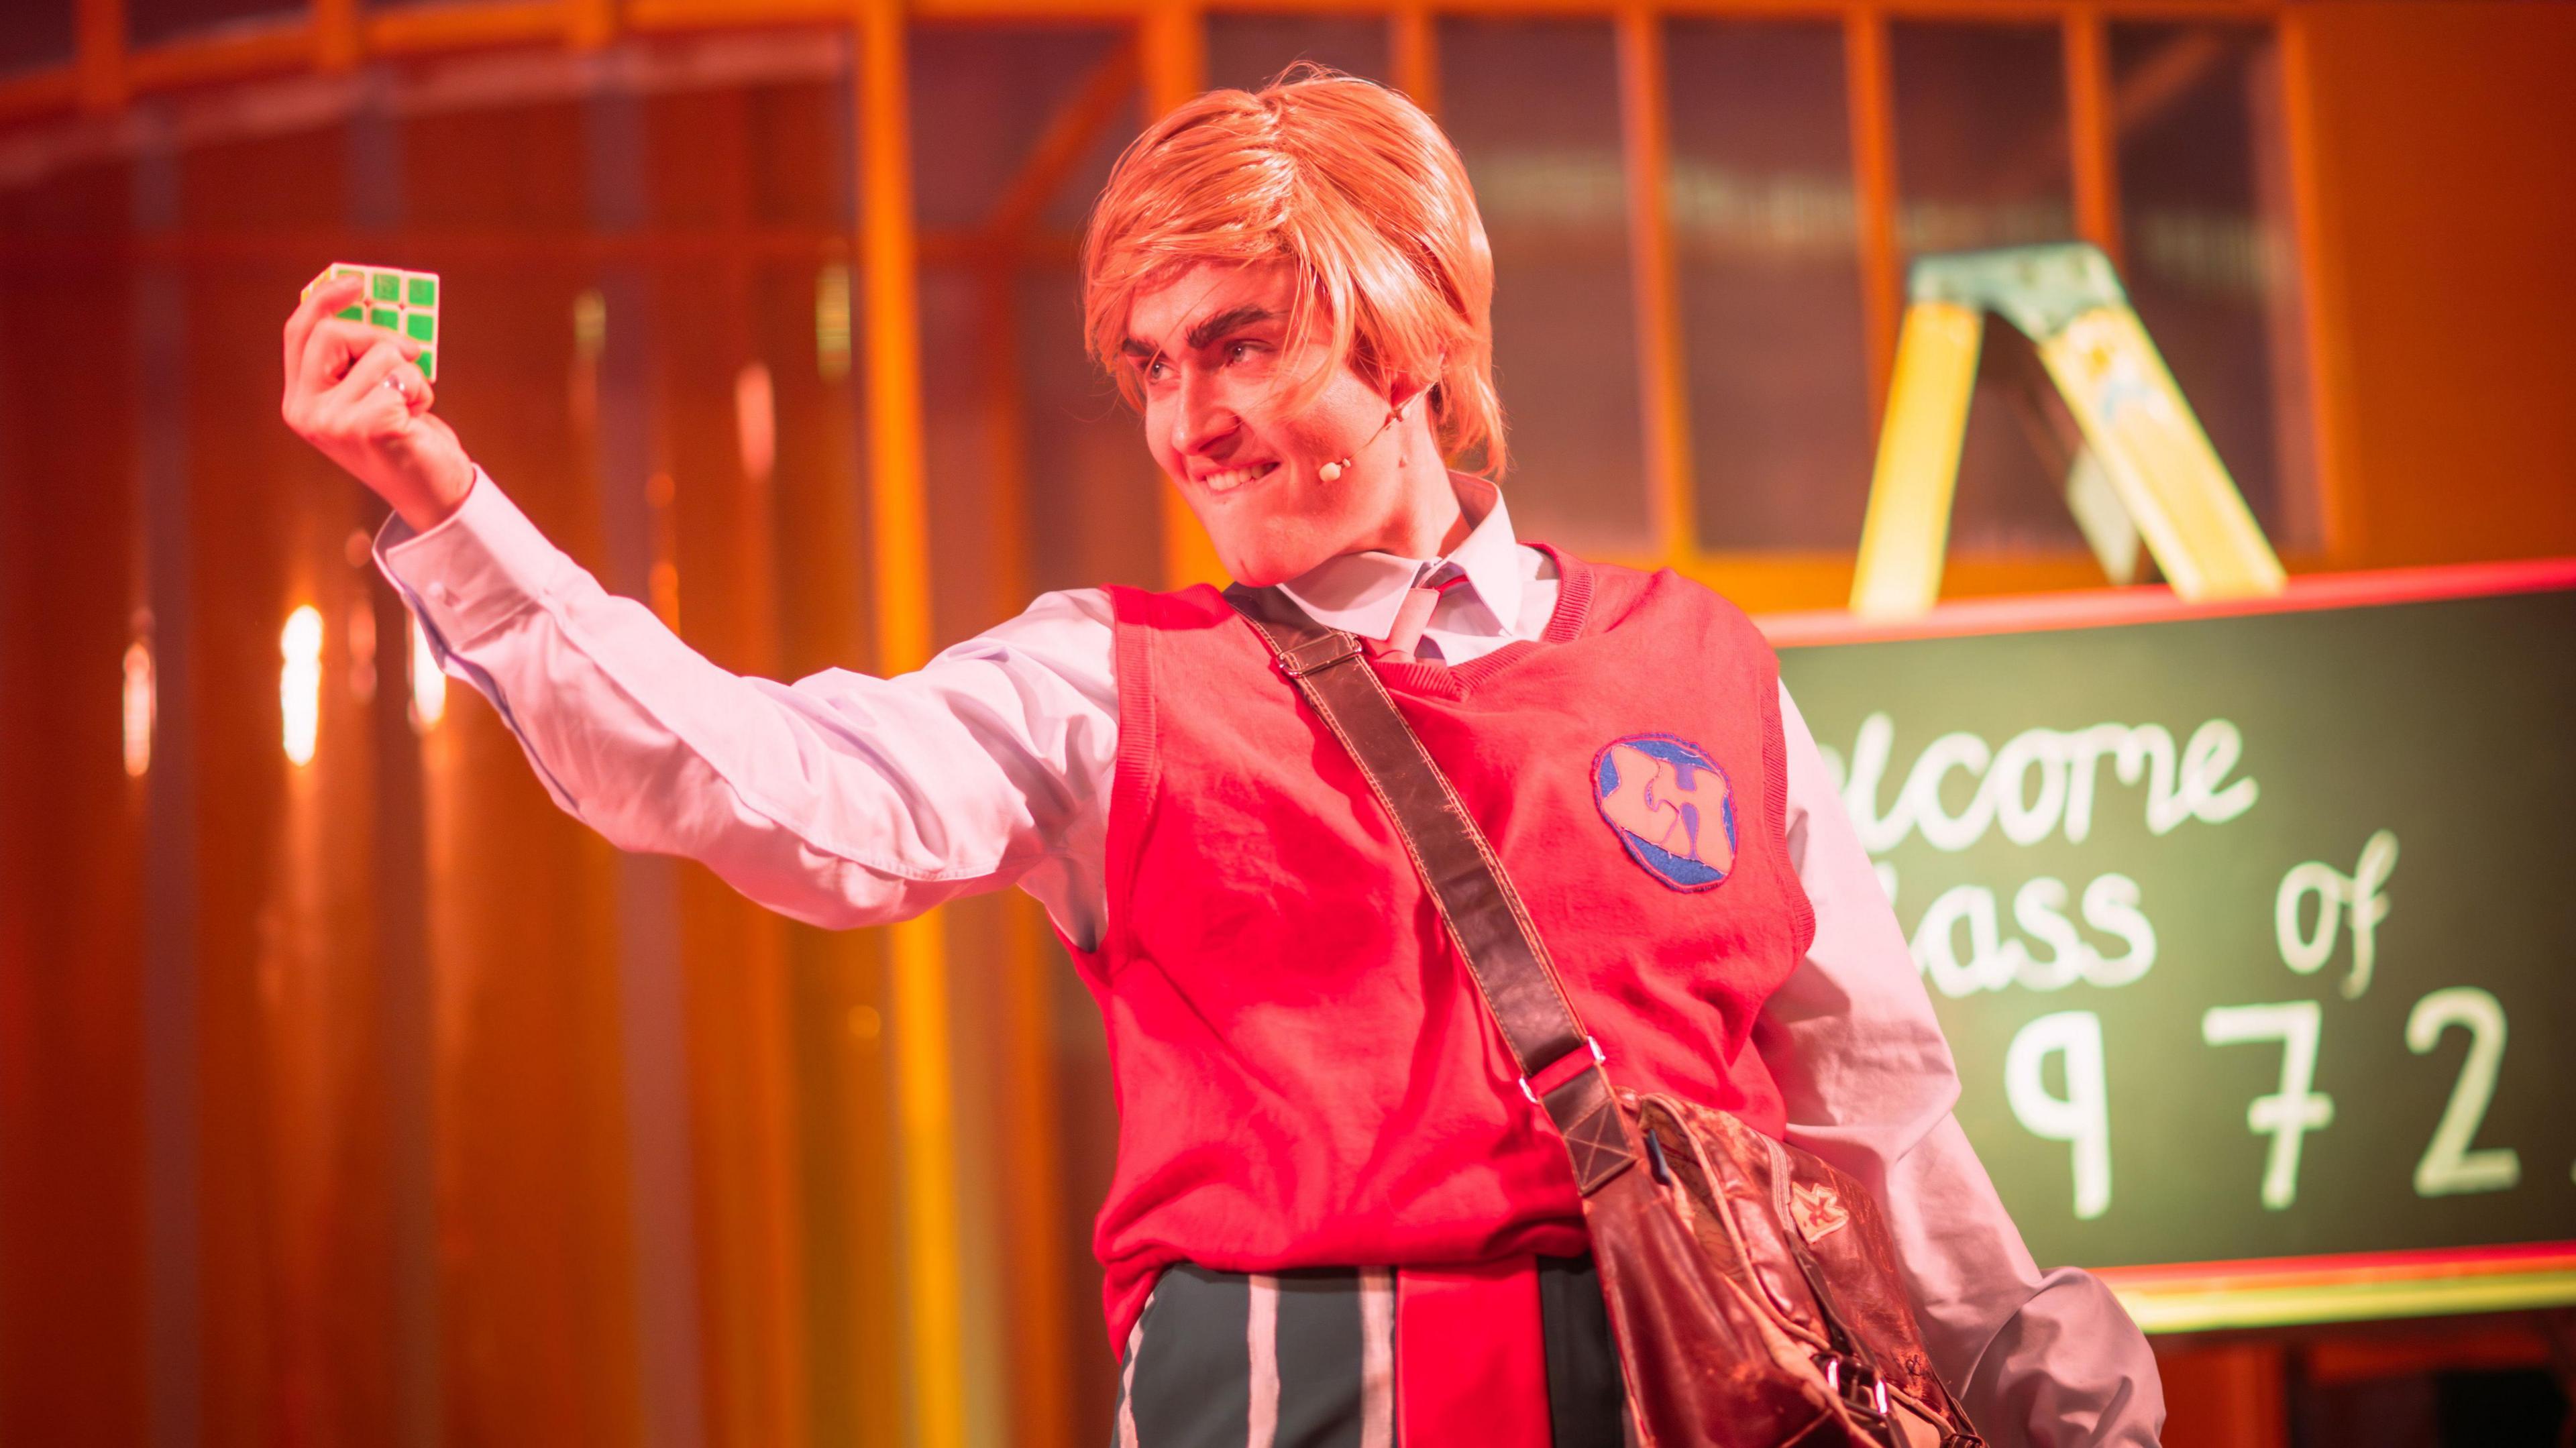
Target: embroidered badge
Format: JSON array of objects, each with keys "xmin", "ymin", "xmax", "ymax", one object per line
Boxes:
[
  {"xmin": 1592, "ymin": 734, "xmax": 1737, "ymax": 892},
  {"xmin": 1790, "ymin": 1180, "xmax": 1851, "ymax": 1243}
]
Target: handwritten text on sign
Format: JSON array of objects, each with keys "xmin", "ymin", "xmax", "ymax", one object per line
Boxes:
[{"xmin": 1772, "ymin": 581, "xmax": 2576, "ymax": 1290}]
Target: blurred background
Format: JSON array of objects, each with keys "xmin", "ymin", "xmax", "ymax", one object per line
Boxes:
[{"xmin": 0, "ymin": 1, "xmax": 2569, "ymax": 1445}]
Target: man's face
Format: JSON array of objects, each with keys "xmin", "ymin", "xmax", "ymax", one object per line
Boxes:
[{"xmin": 1122, "ymin": 260, "xmax": 1417, "ymax": 586}]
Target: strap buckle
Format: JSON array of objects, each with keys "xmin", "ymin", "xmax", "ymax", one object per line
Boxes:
[
  {"xmin": 1818, "ymin": 1352, "xmax": 1892, "ymax": 1424},
  {"xmin": 1516, "ymin": 1035, "xmax": 1605, "ymax": 1105},
  {"xmin": 1276, "ymin": 630, "xmax": 1363, "ymax": 678}
]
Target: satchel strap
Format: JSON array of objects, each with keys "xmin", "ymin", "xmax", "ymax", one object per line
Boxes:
[{"xmin": 1225, "ymin": 585, "xmax": 1636, "ymax": 1196}]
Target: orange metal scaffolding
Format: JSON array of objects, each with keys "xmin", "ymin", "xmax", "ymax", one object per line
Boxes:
[{"xmin": 0, "ymin": 3, "xmax": 2341, "ymax": 1445}]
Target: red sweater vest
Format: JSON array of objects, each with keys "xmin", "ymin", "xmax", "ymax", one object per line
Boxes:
[{"xmin": 1074, "ymin": 554, "xmax": 1817, "ymax": 1347}]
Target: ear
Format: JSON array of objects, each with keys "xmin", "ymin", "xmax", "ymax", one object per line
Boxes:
[{"xmin": 1385, "ymin": 363, "xmax": 1439, "ymax": 420}]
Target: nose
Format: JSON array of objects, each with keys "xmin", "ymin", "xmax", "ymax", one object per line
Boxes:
[{"xmin": 1169, "ymin": 366, "xmax": 1238, "ymax": 461}]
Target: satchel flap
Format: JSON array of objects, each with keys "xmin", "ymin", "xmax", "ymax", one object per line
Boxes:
[
  {"xmin": 1633, "ymin": 1095, "xmax": 1828, "ymax": 1339},
  {"xmin": 1635, "ymin": 1093, "xmax": 1962, "ymax": 1418}
]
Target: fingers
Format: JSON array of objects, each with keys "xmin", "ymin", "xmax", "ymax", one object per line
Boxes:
[
  {"xmin": 290, "ymin": 338, "xmax": 427, "ymax": 463},
  {"xmin": 282, "ymin": 274, "xmax": 367, "ymax": 398},
  {"xmin": 320, "ymin": 335, "xmax": 422, "ymax": 425},
  {"xmin": 289, "ymin": 317, "xmax": 420, "ymax": 429},
  {"xmin": 377, "ymin": 353, "xmax": 437, "ymax": 416}
]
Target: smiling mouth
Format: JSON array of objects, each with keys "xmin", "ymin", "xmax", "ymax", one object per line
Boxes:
[{"xmin": 1199, "ymin": 461, "xmax": 1279, "ymax": 494}]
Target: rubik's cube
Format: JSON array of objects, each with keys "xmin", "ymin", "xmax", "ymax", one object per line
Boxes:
[{"xmin": 304, "ymin": 263, "xmax": 439, "ymax": 382}]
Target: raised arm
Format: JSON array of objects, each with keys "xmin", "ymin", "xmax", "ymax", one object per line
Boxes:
[
  {"xmin": 1757, "ymin": 683, "xmax": 2165, "ymax": 1447},
  {"xmin": 282, "ymin": 279, "xmax": 1119, "ymax": 937}
]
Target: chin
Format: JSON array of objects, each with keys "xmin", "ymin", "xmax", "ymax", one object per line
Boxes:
[{"xmin": 1214, "ymin": 535, "xmax": 1328, "ymax": 589}]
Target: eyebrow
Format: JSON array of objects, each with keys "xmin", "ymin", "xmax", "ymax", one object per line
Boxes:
[
  {"xmin": 1187, "ymin": 304, "xmax": 1277, "ymax": 351},
  {"xmin": 1118, "ymin": 304, "xmax": 1281, "ymax": 365}
]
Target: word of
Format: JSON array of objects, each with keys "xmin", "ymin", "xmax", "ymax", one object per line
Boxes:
[{"xmin": 2275, "ymin": 830, "xmax": 2399, "ymax": 1000}]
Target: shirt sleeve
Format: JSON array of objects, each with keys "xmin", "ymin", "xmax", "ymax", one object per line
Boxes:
[
  {"xmin": 1756, "ymin": 681, "xmax": 2166, "ymax": 1447},
  {"xmin": 376, "ymin": 468, "xmax": 1122, "ymax": 943}
]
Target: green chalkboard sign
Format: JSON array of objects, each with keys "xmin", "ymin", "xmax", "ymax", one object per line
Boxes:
[{"xmin": 1768, "ymin": 560, "xmax": 2576, "ymax": 1331}]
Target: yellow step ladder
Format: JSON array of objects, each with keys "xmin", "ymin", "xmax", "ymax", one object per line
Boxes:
[{"xmin": 1850, "ymin": 242, "xmax": 2287, "ymax": 618}]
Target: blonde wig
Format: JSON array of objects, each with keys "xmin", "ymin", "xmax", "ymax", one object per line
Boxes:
[{"xmin": 1081, "ymin": 66, "xmax": 1507, "ymax": 476}]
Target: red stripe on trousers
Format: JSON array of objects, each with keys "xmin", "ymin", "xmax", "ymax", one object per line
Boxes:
[{"xmin": 1395, "ymin": 1258, "xmax": 1550, "ymax": 1446}]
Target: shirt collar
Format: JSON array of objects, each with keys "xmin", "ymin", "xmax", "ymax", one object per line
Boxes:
[{"xmin": 1275, "ymin": 475, "xmax": 1525, "ymax": 642}]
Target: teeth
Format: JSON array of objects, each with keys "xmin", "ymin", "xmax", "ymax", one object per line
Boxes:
[{"xmin": 1202, "ymin": 461, "xmax": 1278, "ymax": 493}]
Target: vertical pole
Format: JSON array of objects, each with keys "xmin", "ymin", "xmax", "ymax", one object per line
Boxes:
[
  {"xmin": 1141, "ymin": 0, "xmax": 1226, "ymax": 591},
  {"xmin": 709, "ymin": 89, "xmax": 812, "ymax": 1448},
  {"xmin": 568, "ymin": 0, "xmax": 616, "ymax": 52},
  {"xmin": 855, "ymin": 3, "xmax": 968, "ymax": 1446},
  {"xmin": 1844, "ymin": 3, "xmax": 1902, "ymax": 427},
  {"xmin": 2064, "ymin": 7, "xmax": 2123, "ymax": 266},
  {"xmin": 315, "ymin": 0, "xmax": 361, "ymax": 73},
  {"xmin": 2158, "ymin": 1343, "xmax": 2290, "ymax": 1448},
  {"xmin": 75, "ymin": 0, "xmax": 124, "ymax": 113},
  {"xmin": 587, "ymin": 78, "xmax": 710, "ymax": 1448},
  {"xmin": 133, "ymin": 108, "xmax": 200, "ymax": 1448},
  {"xmin": 1390, "ymin": 2, "xmax": 1438, "ymax": 116},
  {"xmin": 1617, "ymin": 5, "xmax": 1695, "ymax": 561},
  {"xmin": 1138, "ymin": 5, "xmax": 1203, "ymax": 170},
  {"xmin": 347, "ymin": 76, "xmax": 442, "ymax": 1448},
  {"xmin": 980, "ymin": 274, "xmax": 1034, "ymax": 628},
  {"xmin": 977, "ymin": 266, "xmax": 1075, "ymax": 1448},
  {"xmin": 2277, "ymin": 8, "xmax": 2355, "ymax": 561}
]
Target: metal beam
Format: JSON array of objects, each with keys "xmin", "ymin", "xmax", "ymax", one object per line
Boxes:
[
  {"xmin": 1140, "ymin": 0, "xmax": 1228, "ymax": 591},
  {"xmin": 570, "ymin": 0, "xmax": 618, "ymax": 52},
  {"xmin": 317, "ymin": 0, "xmax": 362, "ymax": 72},
  {"xmin": 855, "ymin": 3, "xmax": 969, "ymax": 1447},
  {"xmin": 2064, "ymin": 5, "xmax": 2123, "ymax": 264},
  {"xmin": 2276, "ymin": 11, "xmax": 2351, "ymax": 559},
  {"xmin": 584, "ymin": 77, "xmax": 713, "ymax": 1448},
  {"xmin": 366, "ymin": 1, "xmax": 566, "ymax": 56},
  {"xmin": 975, "ymin": 266, "xmax": 1077, "ymax": 1448},
  {"xmin": 75, "ymin": 0, "xmax": 125, "ymax": 112},
  {"xmin": 1618, "ymin": 5, "xmax": 1696, "ymax": 557},
  {"xmin": 1843, "ymin": 4, "xmax": 1902, "ymax": 425},
  {"xmin": 133, "ymin": 113, "xmax": 199, "ymax": 1448},
  {"xmin": 981, "ymin": 39, "xmax": 1140, "ymax": 245},
  {"xmin": 0, "ymin": 0, "xmax": 2299, "ymax": 136},
  {"xmin": 121, "ymin": 19, "xmax": 313, "ymax": 95},
  {"xmin": 1391, "ymin": 1, "xmax": 1438, "ymax": 113}
]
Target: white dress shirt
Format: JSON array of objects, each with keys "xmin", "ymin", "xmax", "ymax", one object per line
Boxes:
[{"xmin": 380, "ymin": 467, "xmax": 2164, "ymax": 1446}]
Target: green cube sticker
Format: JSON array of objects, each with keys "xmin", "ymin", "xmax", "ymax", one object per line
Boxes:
[{"xmin": 307, "ymin": 264, "xmax": 443, "ymax": 380}]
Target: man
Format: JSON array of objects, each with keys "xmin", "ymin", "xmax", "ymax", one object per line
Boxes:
[{"xmin": 282, "ymin": 68, "xmax": 2161, "ymax": 1447}]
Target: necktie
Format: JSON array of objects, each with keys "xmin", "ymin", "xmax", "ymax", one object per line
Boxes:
[{"xmin": 1373, "ymin": 567, "xmax": 1467, "ymax": 664}]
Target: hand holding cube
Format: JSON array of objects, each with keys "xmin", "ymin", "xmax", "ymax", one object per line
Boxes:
[
  {"xmin": 305, "ymin": 263, "xmax": 440, "ymax": 381},
  {"xmin": 281, "ymin": 267, "xmax": 474, "ymax": 533}
]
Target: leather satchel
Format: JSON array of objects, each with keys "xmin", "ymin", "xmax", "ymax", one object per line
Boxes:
[{"xmin": 1227, "ymin": 586, "xmax": 1984, "ymax": 1448}]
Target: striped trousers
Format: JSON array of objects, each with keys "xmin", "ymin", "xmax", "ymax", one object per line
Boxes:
[{"xmin": 1108, "ymin": 1256, "xmax": 1626, "ymax": 1447}]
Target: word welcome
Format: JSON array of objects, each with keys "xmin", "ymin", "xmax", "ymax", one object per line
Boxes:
[{"xmin": 1830, "ymin": 714, "xmax": 2260, "ymax": 856}]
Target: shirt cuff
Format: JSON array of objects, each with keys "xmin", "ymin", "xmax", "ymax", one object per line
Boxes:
[{"xmin": 373, "ymin": 468, "xmax": 559, "ymax": 649}]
